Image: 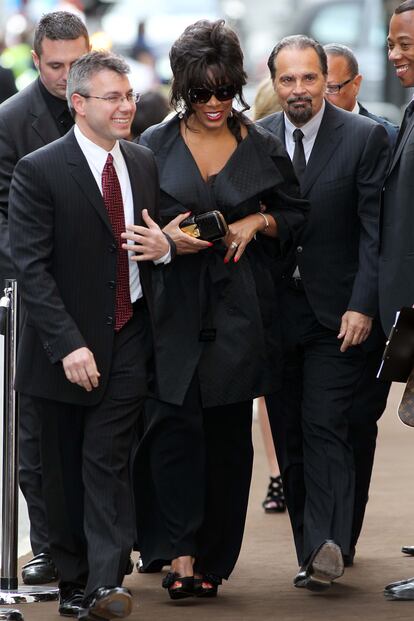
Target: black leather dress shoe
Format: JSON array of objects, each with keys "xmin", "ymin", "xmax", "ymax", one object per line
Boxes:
[
  {"xmin": 58, "ymin": 584, "xmax": 85, "ymax": 617},
  {"xmin": 21, "ymin": 552, "xmax": 59, "ymax": 585},
  {"xmin": 384, "ymin": 577, "xmax": 414, "ymax": 600},
  {"xmin": 78, "ymin": 586, "xmax": 132, "ymax": 620},
  {"xmin": 294, "ymin": 540, "xmax": 344, "ymax": 592},
  {"xmin": 136, "ymin": 556, "xmax": 168, "ymax": 574},
  {"xmin": 402, "ymin": 545, "xmax": 414, "ymax": 556}
]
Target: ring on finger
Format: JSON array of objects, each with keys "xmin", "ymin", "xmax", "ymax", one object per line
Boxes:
[{"xmin": 230, "ymin": 241, "xmax": 239, "ymax": 250}]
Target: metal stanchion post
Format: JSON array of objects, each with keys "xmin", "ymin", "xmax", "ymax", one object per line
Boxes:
[{"xmin": 0, "ymin": 280, "xmax": 58, "ymax": 615}]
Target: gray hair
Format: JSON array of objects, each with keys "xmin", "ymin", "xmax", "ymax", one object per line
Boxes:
[
  {"xmin": 267, "ymin": 34, "xmax": 328, "ymax": 81},
  {"xmin": 66, "ymin": 51, "xmax": 131, "ymax": 116},
  {"xmin": 324, "ymin": 43, "xmax": 359, "ymax": 78}
]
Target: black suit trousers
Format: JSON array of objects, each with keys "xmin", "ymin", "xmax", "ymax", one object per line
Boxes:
[
  {"xmin": 266, "ymin": 286, "xmax": 371, "ymax": 564},
  {"xmin": 18, "ymin": 394, "xmax": 50, "ymax": 555},
  {"xmin": 134, "ymin": 375, "xmax": 253, "ymax": 580},
  {"xmin": 31, "ymin": 307, "xmax": 151, "ymax": 596}
]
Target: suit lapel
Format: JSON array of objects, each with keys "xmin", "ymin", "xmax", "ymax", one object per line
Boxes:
[
  {"xmin": 63, "ymin": 129, "xmax": 113, "ymax": 235},
  {"xmin": 300, "ymin": 103, "xmax": 344, "ymax": 196},
  {"xmin": 121, "ymin": 142, "xmax": 144, "ymax": 225},
  {"xmin": 388, "ymin": 113, "xmax": 414, "ymax": 176},
  {"xmin": 29, "ymin": 81, "xmax": 61, "ymax": 145}
]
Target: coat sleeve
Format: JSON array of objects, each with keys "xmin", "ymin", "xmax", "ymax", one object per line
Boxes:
[
  {"xmin": 347, "ymin": 122, "xmax": 390, "ymax": 316},
  {"xmin": 8, "ymin": 155, "xmax": 86, "ymax": 363},
  {"xmin": 0, "ymin": 113, "xmax": 18, "ymax": 279}
]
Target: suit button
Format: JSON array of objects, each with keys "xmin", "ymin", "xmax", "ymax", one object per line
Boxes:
[
  {"xmin": 297, "ymin": 246, "xmax": 303, "ymax": 253},
  {"xmin": 107, "ymin": 280, "xmax": 115, "ymax": 289},
  {"xmin": 106, "ymin": 315, "xmax": 114, "ymax": 325},
  {"xmin": 109, "ymin": 243, "xmax": 117, "ymax": 253}
]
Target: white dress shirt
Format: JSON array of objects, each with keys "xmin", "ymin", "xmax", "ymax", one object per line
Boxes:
[
  {"xmin": 74, "ymin": 125, "xmax": 169, "ymax": 303},
  {"xmin": 283, "ymin": 100, "xmax": 325, "ymax": 279}
]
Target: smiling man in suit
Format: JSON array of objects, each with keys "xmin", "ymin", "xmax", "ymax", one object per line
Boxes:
[
  {"xmin": 381, "ymin": 0, "xmax": 414, "ymax": 601},
  {"xmin": 260, "ymin": 35, "xmax": 390, "ymax": 592},
  {"xmin": 8, "ymin": 50, "xmax": 173, "ymax": 620},
  {"xmin": 0, "ymin": 11, "xmax": 90, "ymax": 586}
]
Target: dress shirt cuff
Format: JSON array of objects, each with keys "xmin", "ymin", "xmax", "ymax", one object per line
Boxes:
[{"xmin": 154, "ymin": 247, "xmax": 171, "ymax": 265}]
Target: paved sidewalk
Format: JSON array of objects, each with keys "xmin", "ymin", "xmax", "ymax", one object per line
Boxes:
[{"xmin": 5, "ymin": 383, "xmax": 414, "ymax": 620}]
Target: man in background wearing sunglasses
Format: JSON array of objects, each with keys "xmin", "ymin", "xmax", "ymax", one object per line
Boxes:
[
  {"xmin": 8, "ymin": 50, "xmax": 173, "ymax": 620},
  {"xmin": 259, "ymin": 35, "xmax": 390, "ymax": 593}
]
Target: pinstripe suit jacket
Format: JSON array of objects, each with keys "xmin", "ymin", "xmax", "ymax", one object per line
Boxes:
[
  {"xmin": 379, "ymin": 105, "xmax": 414, "ymax": 334},
  {"xmin": 0, "ymin": 78, "xmax": 62, "ymax": 284},
  {"xmin": 8, "ymin": 128, "xmax": 159, "ymax": 406},
  {"xmin": 259, "ymin": 101, "xmax": 390, "ymax": 333}
]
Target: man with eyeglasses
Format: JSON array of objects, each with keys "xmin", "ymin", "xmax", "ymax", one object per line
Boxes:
[
  {"xmin": 324, "ymin": 43, "xmax": 398, "ymax": 146},
  {"xmin": 0, "ymin": 11, "xmax": 90, "ymax": 588},
  {"xmin": 259, "ymin": 35, "xmax": 390, "ymax": 592},
  {"xmin": 8, "ymin": 50, "xmax": 174, "ymax": 620}
]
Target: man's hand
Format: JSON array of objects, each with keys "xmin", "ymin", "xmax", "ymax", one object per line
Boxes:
[
  {"xmin": 121, "ymin": 209, "xmax": 170, "ymax": 261},
  {"xmin": 62, "ymin": 347, "xmax": 100, "ymax": 392},
  {"xmin": 162, "ymin": 211, "xmax": 212, "ymax": 255},
  {"xmin": 337, "ymin": 311, "xmax": 373, "ymax": 353}
]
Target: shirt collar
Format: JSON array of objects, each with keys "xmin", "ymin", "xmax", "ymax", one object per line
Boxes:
[
  {"xmin": 38, "ymin": 77, "xmax": 70, "ymax": 120},
  {"xmin": 74, "ymin": 124, "xmax": 122, "ymax": 173},
  {"xmin": 284, "ymin": 98, "xmax": 325, "ymax": 142},
  {"xmin": 351, "ymin": 101, "xmax": 359, "ymax": 114}
]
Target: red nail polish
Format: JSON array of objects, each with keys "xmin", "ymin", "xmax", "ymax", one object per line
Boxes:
[
  {"xmin": 234, "ymin": 256, "xmax": 239, "ymax": 263},
  {"xmin": 224, "ymin": 257, "xmax": 229, "ymax": 264},
  {"xmin": 208, "ymin": 242, "xmax": 213, "ymax": 247}
]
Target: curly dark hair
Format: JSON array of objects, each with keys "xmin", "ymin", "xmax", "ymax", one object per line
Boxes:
[{"xmin": 169, "ymin": 19, "xmax": 249, "ymax": 137}]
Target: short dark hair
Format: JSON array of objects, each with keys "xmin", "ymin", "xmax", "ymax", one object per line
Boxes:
[
  {"xmin": 267, "ymin": 34, "xmax": 328, "ymax": 81},
  {"xmin": 395, "ymin": 0, "xmax": 414, "ymax": 14},
  {"xmin": 324, "ymin": 43, "xmax": 359, "ymax": 78},
  {"xmin": 169, "ymin": 19, "xmax": 249, "ymax": 118},
  {"xmin": 67, "ymin": 51, "xmax": 130, "ymax": 116},
  {"xmin": 33, "ymin": 11, "xmax": 89, "ymax": 57}
]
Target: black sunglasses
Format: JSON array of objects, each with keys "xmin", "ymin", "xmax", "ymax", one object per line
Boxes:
[{"xmin": 188, "ymin": 84, "xmax": 237, "ymax": 104}]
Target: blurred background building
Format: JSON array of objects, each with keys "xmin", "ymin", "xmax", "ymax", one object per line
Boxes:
[{"xmin": 0, "ymin": 0, "xmax": 411, "ymax": 129}]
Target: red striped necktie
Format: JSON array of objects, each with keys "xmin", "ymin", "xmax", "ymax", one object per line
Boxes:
[{"xmin": 102, "ymin": 153, "xmax": 133, "ymax": 331}]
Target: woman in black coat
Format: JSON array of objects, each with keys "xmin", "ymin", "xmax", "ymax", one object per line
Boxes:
[{"xmin": 125, "ymin": 19, "xmax": 308, "ymax": 600}]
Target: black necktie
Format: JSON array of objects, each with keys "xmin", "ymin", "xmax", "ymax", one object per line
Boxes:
[
  {"xmin": 395, "ymin": 100, "xmax": 414, "ymax": 150},
  {"xmin": 292, "ymin": 128, "xmax": 306, "ymax": 180}
]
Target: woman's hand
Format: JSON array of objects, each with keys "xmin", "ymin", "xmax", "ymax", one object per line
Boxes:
[
  {"xmin": 224, "ymin": 212, "xmax": 271, "ymax": 263},
  {"xmin": 162, "ymin": 212, "xmax": 212, "ymax": 255}
]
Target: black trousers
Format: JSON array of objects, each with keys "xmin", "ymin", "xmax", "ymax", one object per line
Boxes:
[
  {"xmin": 19, "ymin": 394, "xmax": 50, "ymax": 556},
  {"xmin": 266, "ymin": 287, "xmax": 373, "ymax": 565},
  {"xmin": 347, "ymin": 344, "xmax": 390, "ymax": 549},
  {"xmin": 134, "ymin": 375, "xmax": 253, "ymax": 580},
  {"xmin": 31, "ymin": 308, "xmax": 150, "ymax": 596}
]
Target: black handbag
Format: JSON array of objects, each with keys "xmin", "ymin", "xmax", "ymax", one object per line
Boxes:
[{"xmin": 179, "ymin": 210, "xmax": 228, "ymax": 242}]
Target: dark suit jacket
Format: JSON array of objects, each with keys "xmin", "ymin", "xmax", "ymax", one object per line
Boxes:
[
  {"xmin": 0, "ymin": 78, "xmax": 61, "ymax": 284},
  {"xmin": 8, "ymin": 129, "xmax": 159, "ymax": 406},
  {"xmin": 139, "ymin": 114, "xmax": 308, "ymax": 407},
  {"xmin": 259, "ymin": 101, "xmax": 390, "ymax": 333},
  {"xmin": 358, "ymin": 102, "xmax": 399, "ymax": 148},
  {"xmin": 379, "ymin": 104, "xmax": 414, "ymax": 333},
  {"xmin": 0, "ymin": 66, "xmax": 17, "ymax": 104}
]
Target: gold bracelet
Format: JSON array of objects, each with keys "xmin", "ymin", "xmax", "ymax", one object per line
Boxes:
[{"xmin": 258, "ymin": 211, "xmax": 269, "ymax": 231}]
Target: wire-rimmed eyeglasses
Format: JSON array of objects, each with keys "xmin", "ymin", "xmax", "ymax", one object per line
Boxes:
[{"xmin": 79, "ymin": 92, "xmax": 141, "ymax": 105}]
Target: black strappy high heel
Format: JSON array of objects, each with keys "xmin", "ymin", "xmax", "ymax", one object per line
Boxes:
[{"xmin": 262, "ymin": 475, "xmax": 286, "ymax": 513}]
